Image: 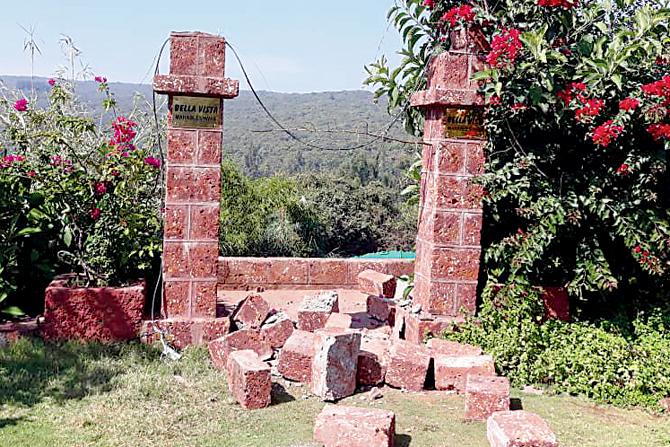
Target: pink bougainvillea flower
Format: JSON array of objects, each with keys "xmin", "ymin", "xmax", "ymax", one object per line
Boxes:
[
  {"xmin": 27, "ymin": 170, "xmax": 36, "ymax": 177},
  {"xmin": 647, "ymin": 123, "xmax": 670, "ymax": 140},
  {"xmin": 575, "ymin": 98, "xmax": 604, "ymax": 122},
  {"xmin": 616, "ymin": 163, "xmax": 630, "ymax": 175},
  {"xmin": 90, "ymin": 207, "xmax": 102, "ymax": 220},
  {"xmin": 619, "ymin": 97, "xmax": 640, "ymax": 112},
  {"xmin": 442, "ymin": 4, "xmax": 475, "ymax": 27},
  {"xmin": 48, "ymin": 78, "xmax": 56, "ymax": 87},
  {"xmin": 13, "ymin": 98, "xmax": 29, "ymax": 112},
  {"xmin": 538, "ymin": 0, "xmax": 578, "ymax": 8},
  {"xmin": 512, "ymin": 102, "xmax": 527, "ymax": 111},
  {"xmin": 423, "ymin": 0, "xmax": 436, "ymax": 8},
  {"xmin": 488, "ymin": 94, "xmax": 501, "ymax": 105},
  {"xmin": 557, "ymin": 82, "xmax": 587, "ymax": 105},
  {"xmin": 486, "ymin": 28, "xmax": 522, "ymax": 68},
  {"xmin": 144, "ymin": 156, "xmax": 161, "ymax": 169},
  {"xmin": 592, "ymin": 120, "xmax": 623, "ymax": 147},
  {"xmin": 94, "ymin": 182, "xmax": 107, "ymax": 195},
  {"xmin": 94, "ymin": 75, "xmax": 107, "ymax": 83}
]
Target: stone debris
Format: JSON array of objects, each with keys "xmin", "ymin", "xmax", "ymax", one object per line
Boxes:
[
  {"xmin": 385, "ymin": 339, "xmax": 431, "ymax": 391},
  {"xmin": 434, "ymin": 354, "xmax": 496, "ymax": 393},
  {"xmin": 278, "ymin": 330, "xmax": 318, "ymax": 382},
  {"xmin": 208, "ymin": 329, "xmax": 272, "ymax": 369},
  {"xmin": 366, "ymin": 295, "xmax": 396, "ymax": 325},
  {"xmin": 226, "ymin": 349, "xmax": 271, "ymax": 410},
  {"xmin": 465, "ymin": 375, "xmax": 510, "ymax": 421},
  {"xmin": 260, "ymin": 312, "xmax": 295, "ymax": 349},
  {"xmin": 311, "ymin": 328, "xmax": 361, "ymax": 401},
  {"xmin": 487, "ymin": 410, "xmax": 559, "ymax": 447},
  {"xmin": 357, "ymin": 334, "xmax": 391, "ymax": 386},
  {"xmin": 427, "ymin": 338, "xmax": 482, "ymax": 357},
  {"xmin": 232, "ymin": 293, "xmax": 271, "ymax": 329},
  {"xmin": 367, "ymin": 387, "xmax": 384, "ymax": 402},
  {"xmin": 357, "ymin": 269, "xmax": 397, "ymax": 298},
  {"xmin": 297, "ymin": 291, "xmax": 339, "ymax": 332},
  {"xmin": 660, "ymin": 397, "xmax": 670, "ymax": 412},
  {"xmin": 314, "ymin": 404, "xmax": 396, "ymax": 447},
  {"xmin": 324, "ymin": 312, "xmax": 353, "ymax": 330}
]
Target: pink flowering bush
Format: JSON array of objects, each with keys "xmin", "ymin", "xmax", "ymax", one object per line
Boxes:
[{"xmin": 0, "ymin": 77, "xmax": 162, "ymax": 292}]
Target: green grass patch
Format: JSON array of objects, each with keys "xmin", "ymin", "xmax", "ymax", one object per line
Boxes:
[{"xmin": 0, "ymin": 339, "xmax": 668, "ymax": 446}]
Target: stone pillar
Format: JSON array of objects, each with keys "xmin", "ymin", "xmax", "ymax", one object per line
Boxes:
[
  {"xmin": 144, "ymin": 32, "xmax": 239, "ymax": 347},
  {"xmin": 410, "ymin": 29, "xmax": 486, "ymax": 317}
]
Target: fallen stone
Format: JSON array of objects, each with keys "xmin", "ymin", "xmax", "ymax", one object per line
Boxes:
[
  {"xmin": 660, "ymin": 397, "xmax": 670, "ymax": 412},
  {"xmin": 465, "ymin": 375, "xmax": 510, "ymax": 421},
  {"xmin": 297, "ymin": 291, "xmax": 339, "ymax": 332},
  {"xmin": 261, "ymin": 312, "xmax": 295, "ymax": 349},
  {"xmin": 385, "ymin": 339, "xmax": 431, "ymax": 392},
  {"xmin": 208, "ymin": 329, "xmax": 272, "ymax": 369},
  {"xmin": 521, "ymin": 385, "xmax": 544, "ymax": 396},
  {"xmin": 366, "ymin": 295, "xmax": 396, "ymax": 325},
  {"xmin": 434, "ymin": 354, "xmax": 496, "ymax": 393},
  {"xmin": 232, "ymin": 294, "xmax": 271, "ymax": 329},
  {"xmin": 358, "ymin": 269, "xmax": 397, "ymax": 298},
  {"xmin": 226, "ymin": 349, "xmax": 271, "ymax": 410},
  {"xmin": 325, "ymin": 312, "xmax": 353, "ymax": 329},
  {"xmin": 314, "ymin": 404, "xmax": 396, "ymax": 447},
  {"xmin": 278, "ymin": 330, "xmax": 318, "ymax": 382},
  {"xmin": 404, "ymin": 312, "xmax": 464, "ymax": 344},
  {"xmin": 487, "ymin": 410, "xmax": 559, "ymax": 447},
  {"xmin": 311, "ymin": 328, "xmax": 361, "ymax": 401},
  {"xmin": 427, "ymin": 338, "xmax": 482, "ymax": 357},
  {"xmin": 357, "ymin": 335, "xmax": 390, "ymax": 386},
  {"xmin": 367, "ymin": 387, "xmax": 384, "ymax": 402}
]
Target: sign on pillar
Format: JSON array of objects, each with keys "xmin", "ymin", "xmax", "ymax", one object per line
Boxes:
[
  {"xmin": 153, "ymin": 32, "xmax": 239, "ymax": 324},
  {"xmin": 410, "ymin": 28, "xmax": 486, "ymax": 317}
]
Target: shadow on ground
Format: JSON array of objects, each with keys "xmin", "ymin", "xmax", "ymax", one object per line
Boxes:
[
  {"xmin": 395, "ymin": 434, "xmax": 412, "ymax": 446},
  {"xmin": 0, "ymin": 338, "xmax": 159, "ymax": 407}
]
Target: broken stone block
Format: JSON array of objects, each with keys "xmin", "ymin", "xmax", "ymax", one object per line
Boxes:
[
  {"xmin": 465, "ymin": 375, "xmax": 510, "ymax": 421},
  {"xmin": 208, "ymin": 329, "xmax": 272, "ymax": 369},
  {"xmin": 314, "ymin": 404, "xmax": 396, "ymax": 447},
  {"xmin": 385, "ymin": 339, "xmax": 431, "ymax": 391},
  {"xmin": 357, "ymin": 335, "xmax": 390, "ymax": 386},
  {"xmin": 297, "ymin": 291, "xmax": 339, "ymax": 332},
  {"xmin": 358, "ymin": 269, "xmax": 397, "ymax": 298},
  {"xmin": 404, "ymin": 312, "xmax": 463, "ymax": 344},
  {"xmin": 311, "ymin": 328, "xmax": 361, "ymax": 401},
  {"xmin": 325, "ymin": 312, "xmax": 353, "ymax": 329},
  {"xmin": 487, "ymin": 411, "xmax": 559, "ymax": 447},
  {"xmin": 660, "ymin": 397, "xmax": 670, "ymax": 412},
  {"xmin": 277, "ymin": 330, "xmax": 318, "ymax": 382},
  {"xmin": 427, "ymin": 338, "xmax": 482, "ymax": 357},
  {"xmin": 260, "ymin": 312, "xmax": 294, "ymax": 349},
  {"xmin": 232, "ymin": 294, "xmax": 270, "ymax": 329},
  {"xmin": 367, "ymin": 295, "xmax": 396, "ymax": 325},
  {"xmin": 434, "ymin": 354, "xmax": 496, "ymax": 393},
  {"xmin": 226, "ymin": 349, "xmax": 271, "ymax": 410}
]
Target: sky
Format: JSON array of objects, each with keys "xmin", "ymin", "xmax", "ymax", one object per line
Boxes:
[{"xmin": 0, "ymin": 0, "xmax": 404, "ymax": 93}]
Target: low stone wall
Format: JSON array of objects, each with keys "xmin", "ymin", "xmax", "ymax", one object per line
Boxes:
[{"xmin": 218, "ymin": 257, "xmax": 414, "ymax": 290}]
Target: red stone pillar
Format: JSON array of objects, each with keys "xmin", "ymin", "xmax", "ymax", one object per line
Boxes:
[
  {"xmin": 145, "ymin": 32, "xmax": 239, "ymax": 347},
  {"xmin": 410, "ymin": 29, "xmax": 486, "ymax": 317}
]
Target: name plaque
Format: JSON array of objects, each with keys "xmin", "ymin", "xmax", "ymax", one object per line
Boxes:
[
  {"xmin": 171, "ymin": 96, "xmax": 222, "ymax": 129},
  {"xmin": 442, "ymin": 107, "xmax": 485, "ymax": 139}
]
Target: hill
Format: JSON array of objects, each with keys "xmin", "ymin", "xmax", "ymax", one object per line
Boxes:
[{"xmin": 0, "ymin": 75, "xmax": 417, "ymax": 184}]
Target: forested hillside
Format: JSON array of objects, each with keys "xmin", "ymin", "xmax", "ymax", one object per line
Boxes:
[{"xmin": 0, "ymin": 76, "xmax": 417, "ymax": 185}]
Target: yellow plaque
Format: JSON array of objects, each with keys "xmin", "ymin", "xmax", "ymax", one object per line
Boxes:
[
  {"xmin": 171, "ymin": 96, "xmax": 222, "ymax": 129},
  {"xmin": 442, "ymin": 107, "xmax": 485, "ymax": 139}
]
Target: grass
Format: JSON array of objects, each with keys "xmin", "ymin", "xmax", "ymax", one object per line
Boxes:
[{"xmin": 0, "ymin": 339, "xmax": 669, "ymax": 447}]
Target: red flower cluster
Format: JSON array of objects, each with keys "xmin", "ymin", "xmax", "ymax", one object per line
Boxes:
[
  {"xmin": 615, "ymin": 163, "xmax": 630, "ymax": 175},
  {"xmin": 556, "ymin": 82, "xmax": 586, "ymax": 105},
  {"xmin": 48, "ymin": 78, "xmax": 56, "ymax": 87},
  {"xmin": 575, "ymin": 98, "xmax": 604, "ymax": 122},
  {"xmin": 592, "ymin": 120, "xmax": 623, "ymax": 147},
  {"xmin": 423, "ymin": 0, "xmax": 436, "ymax": 8},
  {"xmin": 144, "ymin": 156, "xmax": 161, "ymax": 169},
  {"xmin": 94, "ymin": 75, "xmax": 107, "ymax": 83},
  {"xmin": 537, "ymin": 0, "xmax": 578, "ymax": 8},
  {"xmin": 647, "ymin": 123, "xmax": 670, "ymax": 140},
  {"xmin": 0, "ymin": 154, "xmax": 25, "ymax": 168},
  {"xmin": 488, "ymin": 94, "xmax": 501, "ymax": 106},
  {"xmin": 486, "ymin": 28, "xmax": 522, "ymax": 68},
  {"xmin": 442, "ymin": 4, "xmax": 475, "ymax": 27},
  {"xmin": 95, "ymin": 182, "xmax": 107, "ymax": 195},
  {"xmin": 90, "ymin": 207, "xmax": 102, "ymax": 220},
  {"xmin": 618, "ymin": 97, "xmax": 639, "ymax": 112},
  {"xmin": 641, "ymin": 76, "xmax": 670, "ymax": 99},
  {"xmin": 110, "ymin": 116, "xmax": 138, "ymax": 152},
  {"xmin": 14, "ymin": 98, "xmax": 28, "ymax": 112}
]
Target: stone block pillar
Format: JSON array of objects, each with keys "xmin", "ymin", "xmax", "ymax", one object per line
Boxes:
[
  {"xmin": 410, "ymin": 29, "xmax": 486, "ymax": 317},
  {"xmin": 143, "ymin": 32, "xmax": 239, "ymax": 347}
]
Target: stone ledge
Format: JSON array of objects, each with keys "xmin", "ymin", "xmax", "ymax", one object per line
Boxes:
[{"xmin": 153, "ymin": 74, "xmax": 239, "ymax": 98}]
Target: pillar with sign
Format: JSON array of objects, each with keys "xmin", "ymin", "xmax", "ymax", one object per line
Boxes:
[
  {"xmin": 410, "ymin": 29, "xmax": 486, "ymax": 317},
  {"xmin": 147, "ymin": 31, "xmax": 239, "ymax": 347}
]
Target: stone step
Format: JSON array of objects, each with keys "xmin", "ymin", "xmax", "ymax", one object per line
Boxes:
[{"xmin": 314, "ymin": 404, "xmax": 396, "ymax": 447}]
